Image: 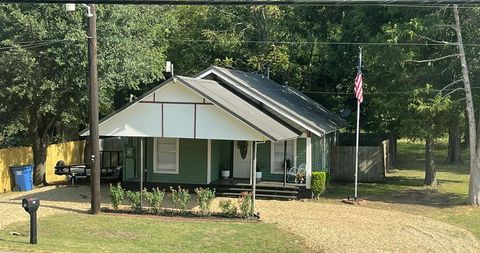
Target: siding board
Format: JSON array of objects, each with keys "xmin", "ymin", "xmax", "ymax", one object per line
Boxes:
[{"xmin": 146, "ymin": 138, "xmax": 207, "ymax": 184}]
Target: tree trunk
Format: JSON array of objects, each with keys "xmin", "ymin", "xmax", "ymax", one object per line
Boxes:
[
  {"xmin": 424, "ymin": 137, "xmax": 437, "ymax": 186},
  {"xmin": 83, "ymin": 138, "xmax": 91, "ymax": 165},
  {"xmin": 32, "ymin": 134, "xmax": 48, "ymax": 186},
  {"xmin": 445, "ymin": 124, "xmax": 462, "ymax": 165},
  {"xmin": 453, "ymin": 5, "xmax": 480, "ymax": 205},
  {"xmin": 389, "ymin": 133, "xmax": 398, "ymax": 169}
]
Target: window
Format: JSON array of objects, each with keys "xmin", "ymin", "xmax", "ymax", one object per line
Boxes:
[
  {"xmin": 271, "ymin": 140, "xmax": 295, "ymax": 174},
  {"xmin": 154, "ymin": 138, "xmax": 179, "ymax": 174}
]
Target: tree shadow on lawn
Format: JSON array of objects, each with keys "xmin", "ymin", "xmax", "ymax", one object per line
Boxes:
[
  {"xmin": 0, "ymin": 200, "xmax": 89, "ymax": 214},
  {"xmin": 324, "ymin": 177, "xmax": 467, "ymax": 208},
  {"xmin": 9, "ymin": 184, "xmax": 110, "ymax": 204},
  {"xmin": 5, "ymin": 183, "xmax": 202, "ymax": 211}
]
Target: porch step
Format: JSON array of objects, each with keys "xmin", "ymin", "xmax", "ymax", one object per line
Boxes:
[
  {"xmin": 217, "ymin": 192, "xmax": 297, "ymax": 200},
  {"xmin": 211, "ymin": 180, "xmax": 301, "ymax": 200},
  {"xmin": 215, "ymin": 187, "xmax": 298, "ymax": 194}
]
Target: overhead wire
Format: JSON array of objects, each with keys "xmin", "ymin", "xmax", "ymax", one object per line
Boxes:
[
  {"xmin": 163, "ymin": 38, "xmax": 480, "ymax": 47},
  {"xmin": 0, "ymin": 39, "xmax": 78, "ymax": 52},
  {"xmin": 300, "ymin": 86, "xmax": 480, "ymax": 95}
]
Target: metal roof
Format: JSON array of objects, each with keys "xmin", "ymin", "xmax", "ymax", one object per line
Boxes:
[
  {"xmin": 176, "ymin": 76, "xmax": 299, "ymax": 141},
  {"xmin": 198, "ymin": 66, "xmax": 347, "ymax": 137}
]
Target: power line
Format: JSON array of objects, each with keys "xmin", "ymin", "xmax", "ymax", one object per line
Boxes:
[
  {"xmin": 164, "ymin": 38, "xmax": 480, "ymax": 47},
  {"xmin": 0, "ymin": 39, "xmax": 77, "ymax": 51},
  {"xmin": 301, "ymin": 86, "xmax": 480, "ymax": 95},
  {"xmin": 4, "ymin": 0, "xmax": 480, "ymax": 6}
]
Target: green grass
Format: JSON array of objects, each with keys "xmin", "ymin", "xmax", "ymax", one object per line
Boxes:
[
  {"xmin": 0, "ymin": 214, "xmax": 307, "ymax": 253},
  {"xmin": 324, "ymin": 139, "xmax": 480, "ymax": 239}
]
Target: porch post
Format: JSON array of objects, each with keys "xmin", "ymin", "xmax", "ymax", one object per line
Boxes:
[
  {"xmin": 139, "ymin": 137, "xmax": 144, "ymax": 208},
  {"xmin": 252, "ymin": 141, "xmax": 257, "ymax": 213},
  {"xmin": 283, "ymin": 141, "xmax": 287, "ymax": 187},
  {"xmin": 207, "ymin": 139, "xmax": 211, "ymax": 184},
  {"xmin": 306, "ymin": 136, "xmax": 312, "ymax": 189}
]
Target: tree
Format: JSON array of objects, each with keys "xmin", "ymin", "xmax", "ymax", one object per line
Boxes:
[
  {"xmin": 402, "ymin": 85, "xmax": 452, "ymax": 186},
  {"xmin": 453, "ymin": 5, "xmax": 480, "ymax": 205},
  {"xmin": 0, "ymin": 4, "xmax": 169, "ymax": 185},
  {"xmin": 445, "ymin": 103, "xmax": 464, "ymax": 165}
]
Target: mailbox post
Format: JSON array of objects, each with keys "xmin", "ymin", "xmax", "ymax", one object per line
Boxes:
[{"xmin": 22, "ymin": 198, "xmax": 40, "ymax": 244}]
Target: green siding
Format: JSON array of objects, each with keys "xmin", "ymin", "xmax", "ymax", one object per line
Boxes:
[
  {"xmin": 296, "ymin": 138, "xmax": 306, "ymax": 166},
  {"xmin": 122, "ymin": 136, "xmax": 323, "ymax": 184},
  {"xmin": 257, "ymin": 141, "xmax": 284, "ymax": 181},
  {"xmin": 211, "ymin": 140, "xmax": 233, "ymax": 181},
  {"xmin": 145, "ymin": 138, "xmax": 208, "ymax": 184},
  {"xmin": 123, "ymin": 137, "xmax": 141, "ymax": 182},
  {"xmin": 312, "ymin": 132, "xmax": 335, "ymax": 172},
  {"xmin": 256, "ymin": 139, "xmax": 308, "ymax": 181}
]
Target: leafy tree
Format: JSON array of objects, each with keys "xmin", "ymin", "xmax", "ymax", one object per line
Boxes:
[
  {"xmin": 0, "ymin": 4, "xmax": 169, "ymax": 184},
  {"xmin": 402, "ymin": 85, "xmax": 452, "ymax": 186}
]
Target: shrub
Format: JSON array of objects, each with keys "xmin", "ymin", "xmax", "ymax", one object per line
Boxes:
[
  {"xmin": 311, "ymin": 171, "xmax": 327, "ymax": 199},
  {"xmin": 144, "ymin": 187, "xmax": 165, "ymax": 214},
  {"xmin": 219, "ymin": 199, "xmax": 237, "ymax": 218},
  {"xmin": 109, "ymin": 183, "xmax": 125, "ymax": 210},
  {"xmin": 194, "ymin": 187, "xmax": 216, "ymax": 216},
  {"xmin": 238, "ymin": 192, "xmax": 253, "ymax": 218},
  {"xmin": 170, "ymin": 186, "xmax": 190, "ymax": 212},
  {"xmin": 125, "ymin": 190, "xmax": 142, "ymax": 212}
]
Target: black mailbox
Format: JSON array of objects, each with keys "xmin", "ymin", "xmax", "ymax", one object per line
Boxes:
[
  {"xmin": 22, "ymin": 197, "xmax": 39, "ymax": 244},
  {"xmin": 22, "ymin": 198, "xmax": 40, "ymax": 212}
]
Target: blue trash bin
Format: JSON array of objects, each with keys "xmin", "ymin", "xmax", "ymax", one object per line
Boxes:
[{"xmin": 10, "ymin": 165, "xmax": 34, "ymax": 191}]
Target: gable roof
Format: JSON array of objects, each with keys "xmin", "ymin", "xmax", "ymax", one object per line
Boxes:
[
  {"xmin": 176, "ymin": 76, "xmax": 298, "ymax": 141},
  {"xmin": 81, "ymin": 77, "xmax": 298, "ymax": 141},
  {"xmin": 196, "ymin": 66, "xmax": 347, "ymax": 137}
]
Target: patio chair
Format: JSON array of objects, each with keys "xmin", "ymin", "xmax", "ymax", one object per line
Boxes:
[{"xmin": 287, "ymin": 163, "xmax": 306, "ymax": 184}]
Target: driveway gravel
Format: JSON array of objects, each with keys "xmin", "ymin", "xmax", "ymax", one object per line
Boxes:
[{"xmin": 256, "ymin": 200, "xmax": 479, "ymax": 253}]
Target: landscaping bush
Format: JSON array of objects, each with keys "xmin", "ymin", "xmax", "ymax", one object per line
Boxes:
[
  {"xmin": 311, "ymin": 171, "xmax": 328, "ymax": 199},
  {"xmin": 125, "ymin": 190, "xmax": 142, "ymax": 212},
  {"xmin": 170, "ymin": 186, "xmax": 190, "ymax": 212},
  {"xmin": 194, "ymin": 187, "xmax": 216, "ymax": 216},
  {"xmin": 109, "ymin": 183, "xmax": 125, "ymax": 210},
  {"xmin": 144, "ymin": 187, "xmax": 165, "ymax": 214},
  {"xmin": 219, "ymin": 199, "xmax": 238, "ymax": 218},
  {"xmin": 238, "ymin": 192, "xmax": 254, "ymax": 218}
]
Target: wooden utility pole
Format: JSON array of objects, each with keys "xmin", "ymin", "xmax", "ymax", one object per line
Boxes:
[{"xmin": 87, "ymin": 4, "xmax": 101, "ymax": 214}]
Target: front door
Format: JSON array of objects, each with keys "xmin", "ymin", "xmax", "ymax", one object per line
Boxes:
[{"xmin": 233, "ymin": 141, "xmax": 252, "ymax": 178}]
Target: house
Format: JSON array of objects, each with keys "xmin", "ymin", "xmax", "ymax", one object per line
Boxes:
[{"xmin": 81, "ymin": 66, "xmax": 346, "ymax": 199}]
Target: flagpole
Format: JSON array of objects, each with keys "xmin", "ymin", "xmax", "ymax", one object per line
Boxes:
[{"xmin": 354, "ymin": 47, "xmax": 362, "ymax": 199}]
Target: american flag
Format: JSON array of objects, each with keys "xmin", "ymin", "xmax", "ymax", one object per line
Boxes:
[{"xmin": 354, "ymin": 71, "xmax": 363, "ymax": 103}]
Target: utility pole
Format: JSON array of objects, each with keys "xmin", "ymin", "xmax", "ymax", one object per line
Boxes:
[{"xmin": 87, "ymin": 4, "xmax": 101, "ymax": 214}]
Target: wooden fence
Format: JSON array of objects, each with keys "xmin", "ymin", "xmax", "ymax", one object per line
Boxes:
[
  {"xmin": 0, "ymin": 140, "xmax": 85, "ymax": 193},
  {"xmin": 331, "ymin": 140, "xmax": 388, "ymax": 182}
]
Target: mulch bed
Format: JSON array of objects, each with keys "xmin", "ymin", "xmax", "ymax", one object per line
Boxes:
[{"xmin": 101, "ymin": 207, "xmax": 261, "ymax": 222}]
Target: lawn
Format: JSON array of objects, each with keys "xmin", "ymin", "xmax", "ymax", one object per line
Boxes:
[
  {"xmin": 323, "ymin": 139, "xmax": 480, "ymax": 239},
  {"xmin": 0, "ymin": 214, "xmax": 307, "ymax": 253}
]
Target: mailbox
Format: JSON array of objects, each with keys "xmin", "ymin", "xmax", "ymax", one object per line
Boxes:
[
  {"xmin": 22, "ymin": 198, "xmax": 40, "ymax": 213},
  {"xmin": 22, "ymin": 197, "xmax": 39, "ymax": 244}
]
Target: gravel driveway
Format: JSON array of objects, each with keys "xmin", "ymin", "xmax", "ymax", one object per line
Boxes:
[
  {"xmin": 1, "ymin": 186, "xmax": 478, "ymax": 253},
  {"xmin": 256, "ymin": 200, "xmax": 479, "ymax": 253}
]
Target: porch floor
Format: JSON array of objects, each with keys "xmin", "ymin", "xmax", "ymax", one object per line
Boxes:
[{"xmin": 210, "ymin": 179, "xmax": 303, "ymax": 199}]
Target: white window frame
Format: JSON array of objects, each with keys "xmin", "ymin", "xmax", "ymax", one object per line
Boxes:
[
  {"xmin": 270, "ymin": 139, "xmax": 297, "ymax": 175},
  {"xmin": 153, "ymin": 137, "xmax": 179, "ymax": 174}
]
